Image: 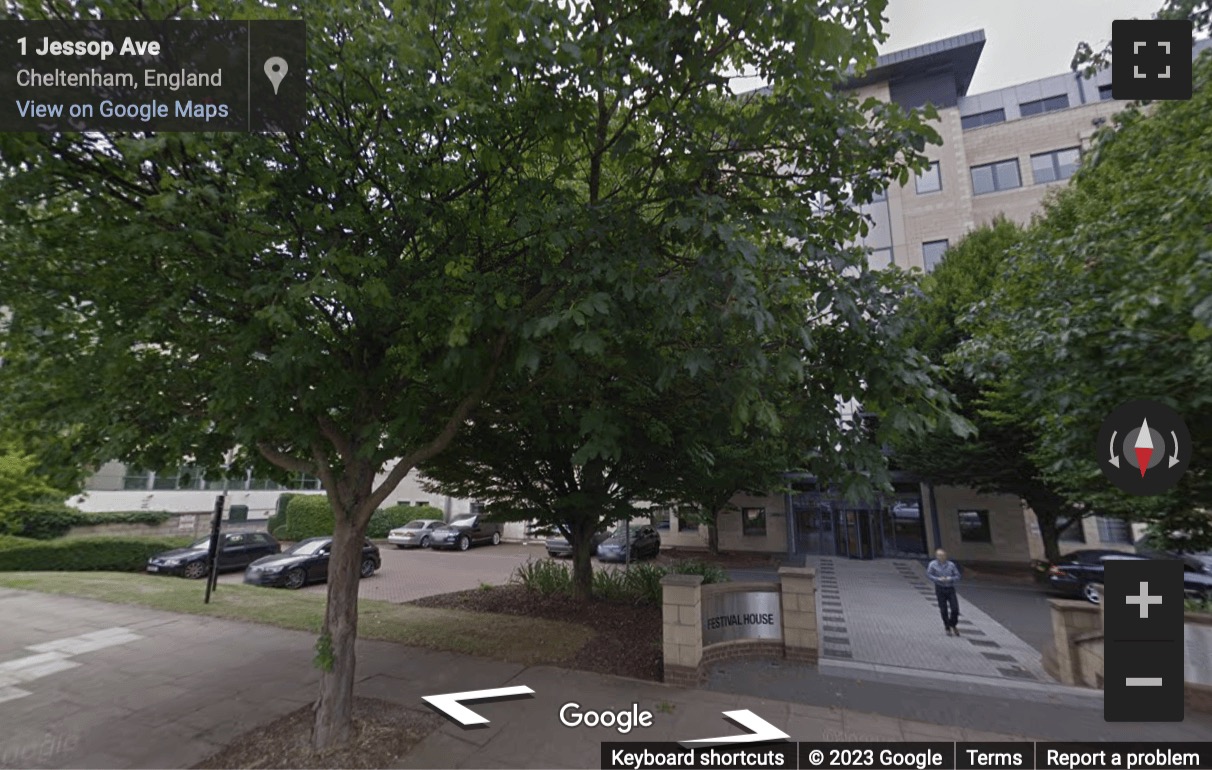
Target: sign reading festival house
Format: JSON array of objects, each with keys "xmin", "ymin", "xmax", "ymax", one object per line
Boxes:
[{"xmin": 701, "ymin": 590, "xmax": 782, "ymax": 646}]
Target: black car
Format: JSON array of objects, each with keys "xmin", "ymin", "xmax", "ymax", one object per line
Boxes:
[
  {"xmin": 1040, "ymin": 549, "xmax": 1212, "ymax": 604},
  {"xmin": 1134, "ymin": 535, "xmax": 1212, "ymax": 574},
  {"xmin": 243, "ymin": 536, "xmax": 381, "ymax": 589},
  {"xmin": 545, "ymin": 528, "xmax": 614, "ymax": 558},
  {"xmin": 596, "ymin": 525, "xmax": 661, "ymax": 563},
  {"xmin": 428, "ymin": 515, "xmax": 504, "ymax": 551},
  {"xmin": 147, "ymin": 532, "xmax": 280, "ymax": 579}
]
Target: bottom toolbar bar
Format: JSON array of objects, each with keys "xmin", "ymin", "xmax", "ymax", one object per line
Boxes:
[{"xmin": 600, "ymin": 742, "xmax": 1212, "ymax": 770}]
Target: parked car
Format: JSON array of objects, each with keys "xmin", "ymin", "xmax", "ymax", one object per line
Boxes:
[
  {"xmin": 1134, "ymin": 535, "xmax": 1212, "ymax": 574},
  {"xmin": 428, "ymin": 515, "xmax": 503, "ymax": 551},
  {"xmin": 545, "ymin": 528, "xmax": 614, "ymax": 558},
  {"xmin": 596, "ymin": 526, "xmax": 661, "ymax": 563},
  {"xmin": 243, "ymin": 536, "xmax": 381, "ymax": 589},
  {"xmin": 147, "ymin": 532, "xmax": 280, "ymax": 579},
  {"xmin": 1039, "ymin": 549, "xmax": 1212, "ymax": 604},
  {"xmin": 388, "ymin": 519, "xmax": 444, "ymax": 549}
]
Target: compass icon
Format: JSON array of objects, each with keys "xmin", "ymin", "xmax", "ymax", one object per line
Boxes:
[{"xmin": 1097, "ymin": 400, "xmax": 1191, "ymax": 495}]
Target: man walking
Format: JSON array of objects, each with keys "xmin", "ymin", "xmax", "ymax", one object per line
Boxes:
[{"xmin": 927, "ymin": 548, "xmax": 962, "ymax": 636}]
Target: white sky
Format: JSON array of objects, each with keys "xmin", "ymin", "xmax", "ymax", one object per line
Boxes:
[{"xmin": 880, "ymin": 0, "xmax": 1162, "ymax": 93}]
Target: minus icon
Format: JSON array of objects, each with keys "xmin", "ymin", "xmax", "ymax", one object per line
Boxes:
[{"xmin": 1126, "ymin": 677, "xmax": 1163, "ymax": 686}]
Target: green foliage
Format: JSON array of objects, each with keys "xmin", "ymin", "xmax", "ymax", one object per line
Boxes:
[
  {"xmin": 2, "ymin": 505, "xmax": 172, "ymax": 540},
  {"xmin": 0, "ymin": 536, "xmax": 193, "ymax": 572},
  {"xmin": 268, "ymin": 493, "xmax": 295, "ymax": 538},
  {"xmin": 313, "ymin": 632, "xmax": 335, "ymax": 673},
  {"xmin": 511, "ymin": 558, "xmax": 727, "ymax": 605},
  {"xmin": 0, "ymin": 535, "xmax": 35, "ymax": 551},
  {"xmin": 0, "ymin": 441, "xmax": 66, "ymax": 530},
  {"xmin": 366, "ymin": 504, "xmax": 443, "ymax": 539},
  {"xmin": 278, "ymin": 495, "xmax": 334, "ymax": 540},
  {"xmin": 962, "ymin": 54, "xmax": 1212, "ymax": 549}
]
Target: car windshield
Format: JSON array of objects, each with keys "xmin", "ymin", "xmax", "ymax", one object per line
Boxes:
[
  {"xmin": 449, "ymin": 518, "xmax": 475, "ymax": 528},
  {"xmin": 288, "ymin": 539, "xmax": 329, "ymax": 555}
]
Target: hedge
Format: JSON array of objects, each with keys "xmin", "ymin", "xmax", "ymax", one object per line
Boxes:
[
  {"xmin": 2, "ymin": 504, "xmax": 173, "ymax": 540},
  {"xmin": 268, "ymin": 493, "xmax": 295, "ymax": 538},
  {"xmin": 278, "ymin": 494, "xmax": 334, "ymax": 540},
  {"xmin": 367, "ymin": 504, "xmax": 444, "ymax": 538},
  {"xmin": 0, "ymin": 536, "xmax": 194, "ymax": 572}
]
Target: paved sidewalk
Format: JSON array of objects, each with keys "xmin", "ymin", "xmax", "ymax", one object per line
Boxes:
[
  {"xmin": 0, "ymin": 587, "xmax": 1034, "ymax": 770},
  {"xmin": 811, "ymin": 557, "xmax": 1048, "ymax": 682}
]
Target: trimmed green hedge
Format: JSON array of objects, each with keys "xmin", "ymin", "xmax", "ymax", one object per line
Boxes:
[
  {"xmin": 0, "ymin": 536, "xmax": 194, "ymax": 572},
  {"xmin": 0, "ymin": 535, "xmax": 36, "ymax": 551},
  {"xmin": 3, "ymin": 504, "xmax": 173, "ymax": 540},
  {"xmin": 367, "ymin": 504, "xmax": 444, "ymax": 538},
  {"xmin": 278, "ymin": 494, "xmax": 334, "ymax": 540},
  {"xmin": 268, "ymin": 493, "xmax": 295, "ymax": 539}
]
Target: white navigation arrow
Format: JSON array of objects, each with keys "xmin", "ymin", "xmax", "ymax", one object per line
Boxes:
[
  {"xmin": 1108, "ymin": 430, "xmax": 1120, "ymax": 468},
  {"xmin": 421, "ymin": 686, "xmax": 535, "ymax": 727},
  {"xmin": 678, "ymin": 709, "xmax": 789, "ymax": 747},
  {"xmin": 1170, "ymin": 430, "xmax": 1181, "ymax": 468}
]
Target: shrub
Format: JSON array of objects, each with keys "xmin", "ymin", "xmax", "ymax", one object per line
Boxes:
[
  {"xmin": 511, "ymin": 558, "xmax": 573, "ymax": 596},
  {"xmin": 279, "ymin": 494, "xmax": 334, "ymax": 540},
  {"xmin": 592, "ymin": 567, "xmax": 631, "ymax": 602},
  {"xmin": 367, "ymin": 504, "xmax": 443, "ymax": 538},
  {"xmin": 0, "ymin": 534, "xmax": 36, "ymax": 551},
  {"xmin": 2, "ymin": 506, "xmax": 174, "ymax": 540},
  {"xmin": 0, "ymin": 536, "xmax": 194, "ymax": 572},
  {"xmin": 667, "ymin": 559, "xmax": 729, "ymax": 585},
  {"xmin": 622, "ymin": 563, "xmax": 669, "ymax": 604},
  {"xmin": 268, "ymin": 493, "xmax": 295, "ymax": 537}
]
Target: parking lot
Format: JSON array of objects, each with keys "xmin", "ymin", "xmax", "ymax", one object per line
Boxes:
[{"xmin": 216, "ymin": 541, "xmax": 554, "ymax": 603}]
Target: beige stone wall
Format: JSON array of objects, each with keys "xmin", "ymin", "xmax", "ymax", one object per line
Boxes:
[
  {"xmin": 714, "ymin": 493, "xmax": 788, "ymax": 553},
  {"xmin": 929, "ymin": 485, "xmax": 1031, "ymax": 565},
  {"xmin": 892, "ymin": 105, "xmax": 974, "ymax": 270},
  {"xmin": 660, "ymin": 573, "xmax": 705, "ymax": 687},
  {"xmin": 779, "ymin": 567, "xmax": 818, "ymax": 663}
]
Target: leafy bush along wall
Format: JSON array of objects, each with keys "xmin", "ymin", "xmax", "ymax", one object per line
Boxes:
[{"xmin": 1, "ymin": 505, "xmax": 173, "ymax": 539}]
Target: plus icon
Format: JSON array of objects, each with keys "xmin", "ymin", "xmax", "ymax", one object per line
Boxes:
[
  {"xmin": 1112, "ymin": 19, "xmax": 1193, "ymax": 100},
  {"xmin": 1126, "ymin": 581, "xmax": 1164, "ymax": 619}
]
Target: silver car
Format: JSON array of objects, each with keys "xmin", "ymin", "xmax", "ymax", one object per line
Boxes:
[{"xmin": 388, "ymin": 519, "xmax": 443, "ymax": 549}]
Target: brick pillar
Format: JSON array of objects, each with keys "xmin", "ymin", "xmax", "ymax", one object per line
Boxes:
[
  {"xmin": 1048, "ymin": 598, "xmax": 1101, "ymax": 685},
  {"xmin": 660, "ymin": 573, "xmax": 704, "ymax": 686},
  {"xmin": 779, "ymin": 566, "xmax": 818, "ymax": 663}
]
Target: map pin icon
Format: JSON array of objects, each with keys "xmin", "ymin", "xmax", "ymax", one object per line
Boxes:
[{"xmin": 264, "ymin": 57, "xmax": 288, "ymax": 94}]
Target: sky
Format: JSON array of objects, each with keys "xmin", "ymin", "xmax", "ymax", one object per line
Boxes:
[{"xmin": 879, "ymin": 0, "xmax": 1163, "ymax": 93}]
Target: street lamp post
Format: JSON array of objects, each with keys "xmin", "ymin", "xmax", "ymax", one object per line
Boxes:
[{"xmin": 203, "ymin": 455, "xmax": 234, "ymax": 604}]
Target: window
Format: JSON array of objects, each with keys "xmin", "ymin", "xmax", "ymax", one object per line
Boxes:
[
  {"xmin": 869, "ymin": 248, "xmax": 892, "ymax": 270},
  {"xmin": 914, "ymin": 161, "xmax": 941, "ymax": 194},
  {"xmin": 470, "ymin": 502, "xmax": 484, "ymax": 515},
  {"xmin": 1019, "ymin": 94, "xmax": 1069, "ymax": 116},
  {"xmin": 1097, "ymin": 516, "xmax": 1132, "ymax": 544},
  {"xmin": 295, "ymin": 473, "xmax": 323, "ymax": 490},
  {"xmin": 1058, "ymin": 516, "xmax": 1087, "ymax": 543},
  {"xmin": 122, "ymin": 468, "xmax": 150, "ymax": 490},
  {"xmin": 674, "ymin": 507, "xmax": 696, "ymax": 533},
  {"xmin": 922, "ymin": 240, "xmax": 949, "ymax": 272},
  {"xmin": 248, "ymin": 477, "xmax": 282, "ymax": 491},
  {"xmin": 1031, "ymin": 147, "xmax": 1081, "ymax": 184},
  {"xmin": 1098, "ymin": 84, "xmax": 1114, "ymax": 101},
  {"xmin": 414, "ymin": 500, "xmax": 429, "ymax": 507},
  {"xmin": 960, "ymin": 108, "xmax": 1006, "ymax": 130},
  {"xmin": 970, "ymin": 159, "xmax": 1021, "ymax": 195},
  {"xmin": 741, "ymin": 507, "xmax": 767, "ymax": 536},
  {"xmin": 958, "ymin": 510, "xmax": 992, "ymax": 543},
  {"xmin": 151, "ymin": 470, "xmax": 178, "ymax": 490}
]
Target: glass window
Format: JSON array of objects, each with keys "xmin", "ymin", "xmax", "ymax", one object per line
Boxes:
[
  {"xmin": 960, "ymin": 108, "xmax": 1006, "ymax": 130},
  {"xmin": 1097, "ymin": 516, "xmax": 1132, "ymax": 544},
  {"xmin": 922, "ymin": 240, "xmax": 949, "ymax": 272},
  {"xmin": 294, "ymin": 473, "xmax": 323, "ymax": 490},
  {"xmin": 415, "ymin": 500, "xmax": 429, "ymax": 507},
  {"xmin": 122, "ymin": 468, "xmax": 151, "ymax": 490},
  {"xmin": 1098, "ymin": 84, "xmax": 1114, "ymax": 101},
  {"xmin": 869, "ymin": 248, "xmax": 892, "ymax": 270},
  {"xmin": 914, "ymin": 161, "xmax": 942, "ymax": 194},
  {"xmin": 248, "ymin": 477, "xmax": 282, "ymax": 491},
  {"xmin": 958, "ymin": 510, "xmax": 992, "ymax": 543},
  {"xmin": 741, "ymin": 507, "xmax": 767, "ymax": 536},
  {"xmin": 970, "ymin": 159, "xmax": 1021, "ymax": 195},
  {"xmin": 1019, "ymin": 94, "xmax": 1069, "ymax": 117},
  {"xmin": 1058, "ymin": 517, "xmax": 1087, "ymax": 543},
  {"xmin": 1031, "ymin": 147, "xmax": 1081, "ymax": 184},
  {"xmin": 151, "ymin": 470, "xmax": 178, "ymax": 490}
]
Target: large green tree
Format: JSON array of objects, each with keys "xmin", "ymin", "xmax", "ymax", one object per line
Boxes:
[
  {"xmin": 1, "ymin": 0, "xmax": 944, "ymax": 749},
  {"xmin": 893, "ymin": 219, "xmax": 1081, "ymax": 561},
  {"xmin": 964, "ymin": 54, "xmax": 1212, "ymax": 550}
]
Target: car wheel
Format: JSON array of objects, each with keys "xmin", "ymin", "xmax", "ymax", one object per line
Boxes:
[
  {"xmin": 491, "ymin": 532, "xmax": 501, "ymax": 545},
  {"xmin": 182, "ymin": 561, "xmax": 208, "ymax": 580},
  {"xmin": 458, "ymin": 535, "xmax": 470, "ymax": 551},
  {"xmin": 284, "ymin": 568, "xmax": 306, "ymax": 590},
  {"xmin": 1081, "ymin": 582, "xmax": 1101, "ymax": 604},
  {"xmin": 420, "ymin": 535, "xmax": 430, "ymax": 548},
  {"xmin": 360, "ymin": 558, "xmax": 376, "ymax": 578}
]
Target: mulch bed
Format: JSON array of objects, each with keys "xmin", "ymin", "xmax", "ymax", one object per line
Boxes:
[
  {"xmin": 192, "ymin": 697, "xmax": 442, "ymax": 769},
  {"xmin": 411, "ymin": 584, "xmax": 663, "ymax": 681}
]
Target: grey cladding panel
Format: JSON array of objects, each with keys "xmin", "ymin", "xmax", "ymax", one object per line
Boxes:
[{"xmin": 889, "ymin": 72, "xmax": 958, "ymax": 110}]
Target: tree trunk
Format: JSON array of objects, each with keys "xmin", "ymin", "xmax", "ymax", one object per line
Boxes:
[
  {"xmin": 707, "ymin": 516, "xmax": 720, "ymax": 555},
  {"xmin": 1024, "ymin": 493, "xmax": 1065, "ymax": 563},
  {"xmin": 311, "ymin": 508, "xmax": 371, "ymax": 750},
  {"xmin": 570, "ymin": 516, "xmax": 597, "ymax": 601}
]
